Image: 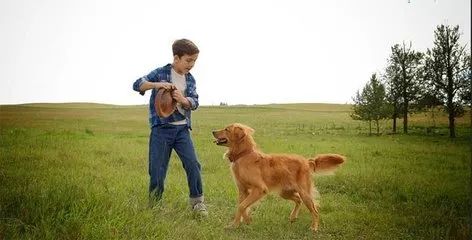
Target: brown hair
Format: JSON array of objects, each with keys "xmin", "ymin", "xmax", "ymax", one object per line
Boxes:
[{"xmin": 172, "ymin": 39, "xmax": 199, "ymax": 57}]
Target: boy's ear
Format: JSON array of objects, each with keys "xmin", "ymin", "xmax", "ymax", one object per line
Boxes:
[{"xmin": 173, "ymin": 55, "xmax": 180, "ymax": 62}]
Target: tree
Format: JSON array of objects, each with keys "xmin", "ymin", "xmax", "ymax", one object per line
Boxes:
[
  {"xmin": 417, "ymin": 91, "xmax": 444, "ymax": 130},
  {"xmin": 424, "ymin": 25, "xmax": 470, "ymax": 138},
  {"xmin": 351, "ymin": 74, "xmax": 390, "ymax": 135},
  {"xmin": 456, "ymin": 54, "xmax": 471, "ymax": 128},
  {"xmin": 384, "ymin": 57, "xmax": 402, "ymax": 133},
  {"xmin": 457, "ymin": 57, "xmax": 471, "ymax": 106},
  {"xmin": 387, "ymin": 42, "xmax": 423, "ymax": 134}
]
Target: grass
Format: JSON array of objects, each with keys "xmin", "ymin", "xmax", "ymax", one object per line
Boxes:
[{"xmin": 0, "ymin": 103, "xmax": 470, "ymax": 239}]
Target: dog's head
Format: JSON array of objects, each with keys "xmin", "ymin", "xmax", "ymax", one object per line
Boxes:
[{"xmin": 212, "ymin": 123, "xmax": 255, "ymax": 147}]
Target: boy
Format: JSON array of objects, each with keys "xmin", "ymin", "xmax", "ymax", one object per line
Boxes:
[{"xmin": 132, "ymin": 39, "xmax": 207, "ymax": 216}]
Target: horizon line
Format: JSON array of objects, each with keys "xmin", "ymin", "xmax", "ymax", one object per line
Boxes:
[{"xmin": 0, "ymin": 101, "xmax": 353, "ymax": 107}]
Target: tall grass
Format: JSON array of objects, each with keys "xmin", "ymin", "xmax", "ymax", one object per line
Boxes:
[{"xmin": 1, "ymin": 103, "xmax": 470, "ymax": 239}]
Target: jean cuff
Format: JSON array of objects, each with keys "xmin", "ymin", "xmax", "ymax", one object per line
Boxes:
[{"xmin": 189, "ymin": 196, "xmax": 204, "ymax": 206}]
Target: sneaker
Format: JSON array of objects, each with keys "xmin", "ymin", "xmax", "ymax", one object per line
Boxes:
[{"xmin": 192, "ymin": 202, "xmax": 208, "ymax": 217}]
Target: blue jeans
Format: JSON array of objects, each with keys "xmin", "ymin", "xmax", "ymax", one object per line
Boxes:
[{"xmin": 149, "ymin": 124, "xmax": 203, "ymax": 200}]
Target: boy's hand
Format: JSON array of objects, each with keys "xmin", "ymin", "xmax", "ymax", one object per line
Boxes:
[
  {"xmin": 171, "ymin": 90, "xmax": 186, "ymax": 103},
  {"xmin": 172, "ymin": 90, "xmax": 191, "ymax": 109},
  {"xmin": 156, "ymin": 82, "xmax": 175, "ymax": 90}
]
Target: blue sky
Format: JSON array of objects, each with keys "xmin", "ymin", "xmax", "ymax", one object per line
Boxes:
[{"xmin": 1, "ymin": 0, "xmax": 470, "ymax": 105}]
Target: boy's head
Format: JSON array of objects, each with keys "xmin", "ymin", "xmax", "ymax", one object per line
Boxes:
[{"xmin": 172, "ymin": 39, "xmax": 199, "ymax": 75}]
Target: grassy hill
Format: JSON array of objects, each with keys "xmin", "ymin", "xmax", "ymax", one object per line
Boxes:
[{"xmin": 1, "ymin": 103, "xmax": 470, "ymax": 239}]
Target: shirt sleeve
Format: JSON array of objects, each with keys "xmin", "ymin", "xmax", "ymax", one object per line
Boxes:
[
  {"xmin": 186, "ymin": 76, "xmax": 199, "ymax": 110},
  {"xmin": 132, "ymin": 68, "xmax": 161, "ymax": 96},
  {"xmin": 132, "ymin": 77, "xmax": 146, "ymax": 96}
]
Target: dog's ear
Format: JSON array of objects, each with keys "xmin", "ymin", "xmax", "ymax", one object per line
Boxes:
[
  {"xmin": 233, "ymin": 126, "xmax": 246, "ymax": 141},
  {"xmin": 246, "ymin": 126, "xmax": 255, "ymax": 135}
]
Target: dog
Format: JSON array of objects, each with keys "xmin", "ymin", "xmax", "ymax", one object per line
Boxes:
[{"xmin": 212, "ymin": 123, "xmax": 345, "ymax": 232}]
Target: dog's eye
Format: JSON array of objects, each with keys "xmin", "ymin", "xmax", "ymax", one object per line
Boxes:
[{"xmin": 225, "ymin": 128, "xmax": 229, "ymax": 132}]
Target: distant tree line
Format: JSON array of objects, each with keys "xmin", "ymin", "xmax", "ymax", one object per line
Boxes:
[{"xmin": 351, "ymin": 24, "xmax": 471, "ymax": 138}]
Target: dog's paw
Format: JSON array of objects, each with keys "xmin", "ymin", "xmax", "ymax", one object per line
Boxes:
[
  {"xmin": 289, "ymin": 217, "xmax": 298, "ymax": 223},
  {"xmin": 242, "ymin": 217, "xmax": 252, "ymax": 224},
  {"xmin": 310, "ymin": 224, "xmax": 319, "ymax": 232},
  {"xmin": 224, "ymin": 222, "xmax": 240, "ymax": 230}
]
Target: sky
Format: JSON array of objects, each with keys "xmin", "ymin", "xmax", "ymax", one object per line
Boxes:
[{"xmin": 0, "ymin": 0, "xmax": 470, "ymax": 106}]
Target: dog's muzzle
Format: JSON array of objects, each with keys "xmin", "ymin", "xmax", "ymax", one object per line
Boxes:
[{"xmin": 213, "ymin": 138, "xmax": 228, "ymax": 145}]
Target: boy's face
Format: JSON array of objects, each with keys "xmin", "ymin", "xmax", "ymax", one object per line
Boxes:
[{"xmin": 173, "ymin": 53, "xmax": 198, "ymax": 75}]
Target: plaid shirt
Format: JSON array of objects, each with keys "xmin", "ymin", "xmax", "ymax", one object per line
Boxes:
[{"xmin": 132, "ymin": 64, "xmax": 199, "ymax": 129}]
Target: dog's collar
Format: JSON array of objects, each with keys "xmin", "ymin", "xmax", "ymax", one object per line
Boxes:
[{"xmin": 227, "ymin": 149, "xmax": 252, "ymax": 162}]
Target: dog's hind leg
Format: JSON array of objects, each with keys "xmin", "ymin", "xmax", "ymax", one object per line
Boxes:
[
  {"xmin": 279, "ymin": 190, "xmax": 302, "ymax": 222},
  {"xmin": 298, "ymin": 189, "xmax": 319, "ymax": 231}
]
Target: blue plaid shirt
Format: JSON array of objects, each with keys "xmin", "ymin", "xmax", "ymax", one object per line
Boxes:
[{"xmin": 132, "ymin": 64, "xmax": 199, "ymax": 129}]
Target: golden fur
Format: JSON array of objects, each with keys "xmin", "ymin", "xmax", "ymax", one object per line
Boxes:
[{"xmin": 212, "ymin": 123, "xmax": 345, "ymax": 231}]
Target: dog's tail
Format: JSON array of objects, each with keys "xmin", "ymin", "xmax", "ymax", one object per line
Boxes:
[{"xmin": 308, "ymin": 154, "xmax": 345, "ymax": 174}]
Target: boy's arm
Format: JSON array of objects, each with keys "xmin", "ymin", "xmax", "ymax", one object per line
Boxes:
[
  {"xmin": 139, "ymin": 81, "xmax": 173, "ymax": 92},
  {"xmin": 170, "ymin": 74, "xmax": 198, "ymax": 110},
  {"xmin": 172, "ymin": 90, "xmax": 192, "ymax": 109},
  {"xmin": 185, "ymin": 92, "xmax": 199, "ymax": 111},
  {"xmin": 132, "ymin": 68, "xmax": 174, "ymax": 95},
  {"xmin": 132, "ymin": 79, "xmax": 173, "ymax": 95},
  {"xmin": 184, "ymin": 77, "xmax": 199, "ymax": 110}
]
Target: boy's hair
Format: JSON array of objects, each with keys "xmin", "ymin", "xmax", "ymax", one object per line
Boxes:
[{"xmin": 172, "ymin": 39, "xmax": 199, "ymax": 57}]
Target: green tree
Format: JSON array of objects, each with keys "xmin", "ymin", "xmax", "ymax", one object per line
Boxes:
[
  {"xmin": 416, "ymin": 91, "xmax": 443, "ymax": 130},
  {"xmin": 384, "ymin": 57, "xmax": 402, "ymax": 133},
  {"xmin": 387, "ymin": 42, "xmax": 423, "ymax": 134},
  {"xmin": 456, "ymin": 54, "xmax": 471, "ymax": 129},
  {"xmin": 457, "ymin": 58, "xmax": 471, "ymax": 106},
  {"xmin": 351, "ymin": 74, "xmax": 390, "ymax": 135},
  {"xmin": 424, "ymin": 25, "xmax": 470, "ymax": 138}
]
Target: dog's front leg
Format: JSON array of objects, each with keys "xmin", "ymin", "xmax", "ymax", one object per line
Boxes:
[
  {"xmin": 225, "ymin": 187, "xmax": 250, "ymax": 229},
  {"xmin": 231, "ymin": 188, "xmax": 266, "ymax": 228},
  {"xmin": 237, "ymin": 188, "xmax": 252, "ymax": 224}
]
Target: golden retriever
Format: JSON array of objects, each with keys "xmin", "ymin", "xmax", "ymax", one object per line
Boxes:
[{"xmin": 212, "ymin": 123, "xmax": 345, "ymax": 232}]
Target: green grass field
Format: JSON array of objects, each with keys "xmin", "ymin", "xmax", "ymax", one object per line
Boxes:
[{"xmin": 1, "ymin": 103, "xmax": 470, "ymax": 239}]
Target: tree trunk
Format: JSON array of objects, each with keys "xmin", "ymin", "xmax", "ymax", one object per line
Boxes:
[
  {"xmin": 401, "ymin": 61, "xmax": 409, "ymax": 134},
  {"xmin": 403, "ymin": 100, "xmax": 408, "ymax": 134},
  {"xmin": 376, "ymin": 119, "xmax": 380, "ymax": 135},
  {"xmin": 393, "ymin": 116, "xmax": 397, "ymax": 133},
  {"xmin": 448, "ymin": 112, "xmax": 456, "ymax": 138},
  {"xmin": 369, "ymin": 120, "xmax": 372, "ymax": 135},
  {"xmin": 392, "ymin": 102, "xmax": 397, "ymax": 133},
  {"xmin": 431, "ymin": 107, "xmax": 436, "ymax": 128},
  {"xmin": 446, "ymin": 62, "xmax": 455, "ymax": 138},
  {"xmin": 445, "ymin": 99, "xmax": 456, "ymax": 138}
]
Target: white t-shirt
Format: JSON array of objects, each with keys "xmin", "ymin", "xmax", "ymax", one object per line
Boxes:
[{"xmin": 170, "ymin": 68, "xmax": 188, "ymax": 125}]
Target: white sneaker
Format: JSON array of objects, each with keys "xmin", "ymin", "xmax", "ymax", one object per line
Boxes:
[{"xmin": 192, "ymin": 202, "xmax": 208, "ymax": 217}]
